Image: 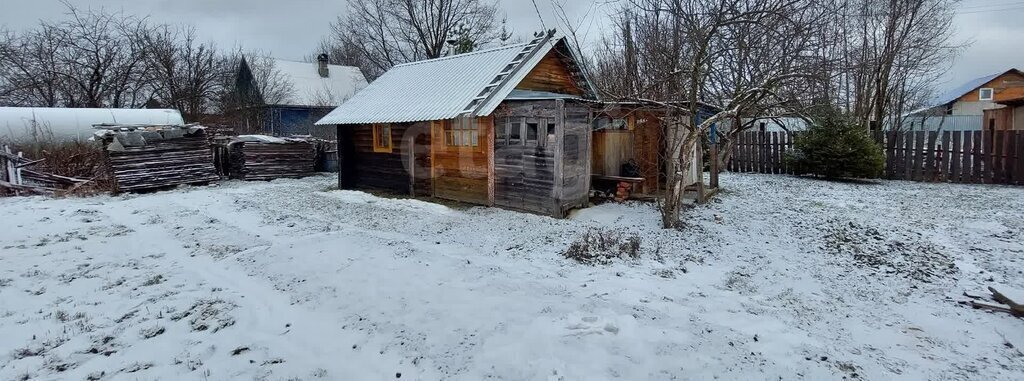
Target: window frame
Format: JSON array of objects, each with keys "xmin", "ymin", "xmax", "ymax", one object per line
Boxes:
[
  {"xmin": 443, "ymin": 117, "xmax": 480, "ymax": 149},
  {"xmin": 372, "ymin": 123, "xmax": 393, "ymax": 153},
  {"xmin": 979, "ymin": 87, "xmax": 994, "ymax": 101}
]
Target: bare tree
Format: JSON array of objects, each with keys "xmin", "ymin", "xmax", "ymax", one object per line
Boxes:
[
  {"xmin": 326, "ymin": 0, "xmax": 500, "ymax": 80},
  {"xmin": 596, "ymin": 0, "xmax": 824, "ymax": 228},
  {"xmin": 0, "ymin": 4, "xmax": 155, "ymax": 108},
  {"xmin": 143, "ymin": 26, "xmax": 222, "ymax": 119}
]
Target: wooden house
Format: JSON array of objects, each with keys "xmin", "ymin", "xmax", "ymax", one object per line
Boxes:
[
  {"xmin": 316, "ymin": 31, "xmax": 704, "ymax": 217},
  {"xmin": 233, "ymin": 55, "xmax": 368, "ymax": 137}
]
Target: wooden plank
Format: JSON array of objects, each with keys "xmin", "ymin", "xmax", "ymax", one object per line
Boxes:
[
  {"xmin": 912, "ymin": 131, "xmax": 925, "ymax": 181},
  {"xmin": 958, "ymin": 132, "xmax": 966, "ymax": 183},
  {"xmin": 938, "ymin": 131, "xmax": 950, "ymax": 182},
  {"xmin": 1017, "ymin": 132, "xmax": 1024, "ymax": 185},
  {"xmin": 1006, "ymin": 131, "xmax": 1017, "ymax": 185},
  {"xmin": 983, "ymin": 130, "xmax": 994, "ymax": 184},
  {"xmin": 950, "ymin": 131, "xmax": 962, "ymax": 183},
  {"xmin": 893, "ymin": 132, "xmax": 904, "ymax": 180},
  {"xmin": 740, "ymin": 132, "xmax": 748, "ymax": 172},
  {"xmin": 994, "ymin": 130, "xmax": 1006, "ymax": 184},
  {"xmin": 779, "ymin": 132, "xmax": 788, "ymax": 174},
  {"xmin": 902, "ymin": 132, "xmax": 913, "ymax": 181},
  {"xmin": 776, "ymin": 131, "xmax": 784, "ymax": 174},
  {"xmin": 972, "ymin": 130, "xmax": 983, "ymax": 183},
  {"xmin": 925, "ymin": 131, "xmax": 938, "ymax": 181}
]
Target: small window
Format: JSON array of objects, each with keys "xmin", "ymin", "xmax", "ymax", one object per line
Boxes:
[
  {"xmin": 526, "ymin": 121, "xmax": 539, "ymax": 143},
  {"xmin": 444, "ymin": 118, "xmax": 479, "ymax": 148},
  {"xmin": 547, "ymin": 122, "xmax": 556, "ymax": 138},
  {"xmin": 564, "ymin": 134, "xmax": 579, "ymax": 161},
  {"xmin": 593, "ymin": 117, "xmax": 627, "ymax": 130},
  {"xmin": 509, "ymin": 118, "xmax": 522, "ymax": 144},
  {"xmin": 496, "ymin": 117, "xmax": 508, "ymax": 143},
  {"xmin": 372, "ymin": 124, "xmax": 392, "ymax": 153},
  {"xmin": 979, "ymin": 88, "xmax": 994, "ymax": 101}
]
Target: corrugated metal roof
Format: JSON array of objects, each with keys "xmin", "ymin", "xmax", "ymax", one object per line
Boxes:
[
  {"xmin": 316, "ymin": 37, "xmax": 593, "ymax": 125},
  {"xmin": 272, "ymin": 59, "xmax": 368, "ymax": 107}
]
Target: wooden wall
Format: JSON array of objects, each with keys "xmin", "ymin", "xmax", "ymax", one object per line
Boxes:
[
  {"xmin": 592, "ymin": 130, "xmax": 634, "ymax": 176},
  {"xmin": 515, "ymin": 51, "xmax": 584, "ymax": 96},
  {"xmin": 431, "ymin": 118, "xmax": 491, "ymax": 205},
  {"xmin": 591, "ymin": 109, "xmax": 662, "ymax": 195},
  {"xmin": 958, "ymin": 71, "xmax": 1024, "ymax": 103},
  {"xmin": 493, "ymin": 100, "xmax": 590, "ymax": 217},
  {"xmin": 338, "ymin": 122, "xmax": 430, "ymax": 195},
  {"xmin": 560, "ymin": 102, "xmax": 592, "ymax": 213},
  {"xmin": 494, "ymin": 101, "xmax": 559, "ymax": 215}
]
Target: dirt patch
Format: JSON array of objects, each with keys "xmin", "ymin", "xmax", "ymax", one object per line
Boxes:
[
  {"xmin": 821, "ymin": 219, "xmax": 958, "ymax": 282},
  {"xmin": 171, "ymin": 299, "xmax": 237, "ymax": 333}
]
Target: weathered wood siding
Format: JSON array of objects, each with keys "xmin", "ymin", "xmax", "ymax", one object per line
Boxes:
[
  {"xmin": 592, "ymin": 130, "xmax": 634, "ymax": 176},
  {"xmin": 515, "ymin": 51, "xmax": 584, "ymax": 96},
  {"xmin": 493, "ymin": 100, "xmax": 590, "ymax": 216},
  {"xmin": 560, "ymin": 102, "xmax": 592, "ymax": 212},
  {"xmin": 431, "ymin": 118, "xmax": 491, "ymax": 204},
  {"xmin": 632, "ymin": 114, "xmax": 662, "ymax": 194},
  {"xmin": 338, "ymin": 122, "xmax": 430, "ymax": 194}
]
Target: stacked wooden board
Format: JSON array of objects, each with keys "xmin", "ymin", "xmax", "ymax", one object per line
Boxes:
[
  {"xmin": 99, "ymin": 126, "xmax": 219, "ymax": 193},
  {"xmin": 227, "ymin": 136, "xmax": 316, "ymax": 181}
]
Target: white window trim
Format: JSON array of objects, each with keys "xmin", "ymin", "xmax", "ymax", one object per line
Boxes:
[{"xmin": 979, "ymin": 87, "xmax": 994, "ymax": 101}]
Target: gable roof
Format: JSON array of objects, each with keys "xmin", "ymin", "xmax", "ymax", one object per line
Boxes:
[
  {"xmin": 931, "ymin": 68, "xmax": 1024, "ymax": 108},
  {"xmin": 315, "ymin": 34, "xmax": 597, "ymax": 125},
  {"xmin": 270, "ymin": 59, "xmax": 368, "ymax": 108}
]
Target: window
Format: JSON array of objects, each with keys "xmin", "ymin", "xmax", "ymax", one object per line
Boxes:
[
  {"xmin": 593, "ymin": 117, "xmax": 628, "ymax": 130},
  {"xmin": 979, "ymin": 88, "xmax": 994, "ymax": 101},
  {"xmin": 444, "ymin": 118, "xmax": 479, "ymax": 147},
  {"xmin": 564, "ymin": 135, "xmax": 579, "ymax": 162},
  {"xmin": 372, "ymin": 124, "xmax": 392, "ymax": 153},
  {"xmin": 496, "ymin": 117, "xmax": 507, "ymax": 143},
  {"xmin": 526, "ymin": 121, "xmax": 539, "ymax": 143},
  {"xmin": 509, "ymin": 118, "xmax": 522, "ymax": 144}
]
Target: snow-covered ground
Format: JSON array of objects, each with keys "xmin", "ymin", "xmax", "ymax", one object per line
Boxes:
[{"xmin": 1, "ymin": 173, "xmax": 1023, "ymax": 380}]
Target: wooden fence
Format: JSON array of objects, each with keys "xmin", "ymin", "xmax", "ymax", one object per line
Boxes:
[{"xmin": 728, "ymin": 130, "xmax": 1024, "ymax": 185}]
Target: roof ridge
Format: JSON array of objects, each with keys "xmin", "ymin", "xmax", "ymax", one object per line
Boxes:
[{"xmin": 393, "ymin": 43, "xmax": 528, "ymax": 68}]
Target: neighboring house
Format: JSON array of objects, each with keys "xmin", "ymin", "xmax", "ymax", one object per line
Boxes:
[
  {"xmin": 906, "ymin": 68, "xmax": 1024, "ymax": 131},
  {"xmin": 315, "ymin": 31, "xmax": 708, "ymax": 217},
  {"xmin": 234, "ymin": 54, "xmax": 368, "ymax": 136}
]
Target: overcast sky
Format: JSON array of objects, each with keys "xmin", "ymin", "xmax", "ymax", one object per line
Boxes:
[{"xmin": 1, "ymin": 0, "xmax": 1021, "ymax": 94}]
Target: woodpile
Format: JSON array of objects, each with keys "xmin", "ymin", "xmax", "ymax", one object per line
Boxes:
[
  {"xmin": 96, "ymin": 125, "xmax": 219, "ymax": 193},
  {"xmin": 224, "ymin": 135, "xmax": 316, "ymax": 181}
]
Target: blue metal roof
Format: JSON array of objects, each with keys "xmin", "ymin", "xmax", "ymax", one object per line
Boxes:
[{"xmin": 932, "ymin": 72, "xmax": 1001, "ymax": 107}]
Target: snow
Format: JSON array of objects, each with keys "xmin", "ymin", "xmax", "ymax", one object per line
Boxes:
[
  {"xmin": 1, "ymin": 173, "xmax": 1023, "ymax": 380},
  {"xmin": 271, "ymin": 59, "xmax": 368, "ymax": 108}
]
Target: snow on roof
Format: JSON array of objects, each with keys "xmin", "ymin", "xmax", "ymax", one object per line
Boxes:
[
  {"xmin": 272, "ymin": 59, "xmax": 368, "ymax": 108},
  {"xmin": 315, "ymin": 36, "xmax": 593, "ymax": 125},
  {"xmin": 0, "ymin": 107, "xmax": 184, "ymax": 143}
]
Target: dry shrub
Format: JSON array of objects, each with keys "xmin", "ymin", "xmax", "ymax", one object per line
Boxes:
[
  {"xmin": 563, "ymin": 229, "xmax": 642, "ymax": 265},
  {"xmin": 10, "ymin": 140, "xmax": 113, "ymax": 195}
]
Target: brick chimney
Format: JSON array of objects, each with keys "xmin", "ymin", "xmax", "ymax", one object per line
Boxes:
[{"xmin": 317, "ymin": 53, "xmax": 329, "ymax": 78}]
